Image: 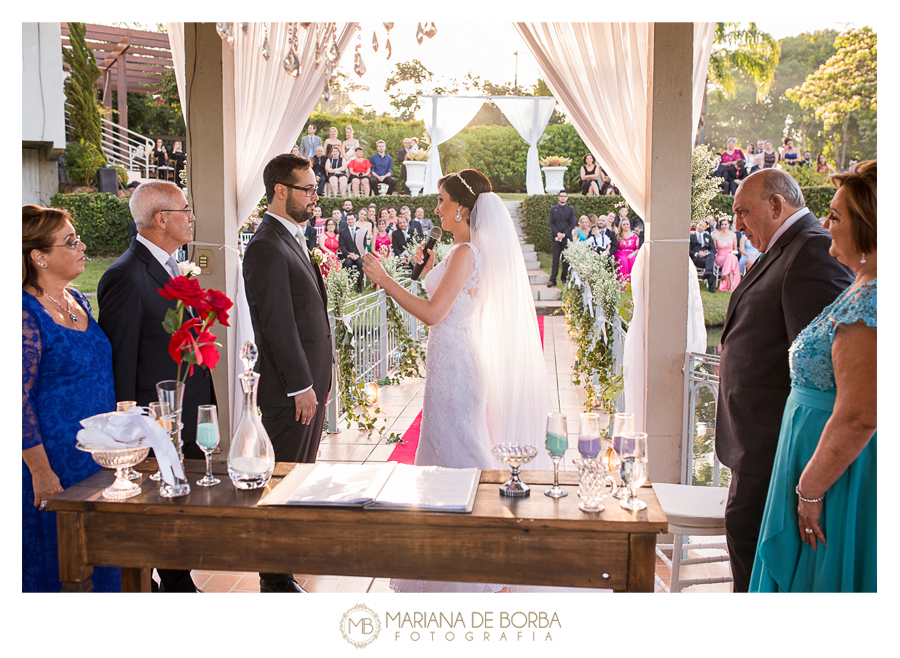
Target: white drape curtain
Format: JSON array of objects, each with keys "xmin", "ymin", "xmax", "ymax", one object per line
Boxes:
[
  {"xmin": 167, "ymin": 22, "xmax": 357, "ymax": 432},
  {"xmin": 416, "ymin": 96, "xmax": 485, "ymax": 194},
  {"xmin": 493, "ymin": 96, "xmax": 557, "ymax": 195}
]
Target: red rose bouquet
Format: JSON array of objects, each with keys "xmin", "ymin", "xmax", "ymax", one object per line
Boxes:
[{"xmin": 158, "ymin": 276, "xmax": 234, "ymax": 384}]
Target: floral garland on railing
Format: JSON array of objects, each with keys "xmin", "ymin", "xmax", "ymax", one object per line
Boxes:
[
  {"xmin": 323, "ymin": 260, "xmax": 385, "ymax": 435},
  {"xmin": 562, "ymin": 241, "xmax": 625, "ymax": 415}
]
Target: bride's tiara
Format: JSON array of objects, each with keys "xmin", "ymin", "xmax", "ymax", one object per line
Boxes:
[{"xmin": 455, "ymin": 172, "xmax": 476, "ymax": 197}]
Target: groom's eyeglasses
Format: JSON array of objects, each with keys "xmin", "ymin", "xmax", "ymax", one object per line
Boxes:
[{"xmin": 279, "ymin": 182, "xmax": 317, "ymax": 198}]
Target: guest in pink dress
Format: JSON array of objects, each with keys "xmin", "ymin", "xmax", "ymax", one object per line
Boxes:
[
  {"xmin": 712, "ymin": 218, "xmax": 741, "ymax": 292},
  {"xmin": 614, "ymin": 218, "xmax": 641, "ymax": 287}
]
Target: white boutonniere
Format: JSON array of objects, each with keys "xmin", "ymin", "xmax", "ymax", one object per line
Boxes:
[
  {"xmin": 177, "ymin": 261, "xmax": 202, "ymax": 278},
  {"xmin": 310, "ymin": 248, "xmax": 325, "ymax": 266}
]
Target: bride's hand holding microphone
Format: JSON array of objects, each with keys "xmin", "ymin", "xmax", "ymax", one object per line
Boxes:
[{"xmin": 412, "ymin": 242, "xmax": 436, "ymax": 278}]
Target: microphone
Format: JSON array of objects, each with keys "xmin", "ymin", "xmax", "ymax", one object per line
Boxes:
[{"xmin": 410, "ymin": 226, "xmax": 442, "ymax": 280}]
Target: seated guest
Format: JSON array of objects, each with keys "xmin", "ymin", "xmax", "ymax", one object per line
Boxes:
[
  {"xmin": 326, "ymin": 145, "xmax": 348, "ymax": 198},
  {"xmin": 22, "ymin": 205, "xmax": 121, "ymax": 593},
  {"xmin": 721, "ymin": 138, "xmax": 745, "ymax": 175},
  {"xmin": 750, "ymin": 160, "xmax": 877, "ymax": 593},
  {"xmin": 415, "ymin": 206, "xmax": 433, "ymax": 233},
  {"xmin": 347, "ymin": 147, "xmax": 372, "ymax": 197},
  {"xmin": 338, "ymin": 213, "xmax": 365, "ymax": 292},
  {"xmin": 312, "ymin": 205, "xmax": 323, "ymax": 226},
  {"xmin": 725, "ymin": 159, "xmax": 749, "ymax": 195},
  {"xmin": 373, "ymin": 217, "xmax": 392, "ymax": 262},
  {"xmin": 299, "ymin": 216, "xmax": 317, "ymax": 253},
  {"xmin": 712, "ymin": 217, "xmax": 741, "ymax": 292},
  {"xmin": 318, "ymin": 218, "xmax": 340, "ymax": 258},
  {"xmin": 378, "ymin": 208, "xmax": 392, "ymax": 234},
  {"xmin": 690, "ymin": 223, "xmax": 716, "ymax": 293},
  {"xmin": 404, "ymin": 207, "xmax": 425, "ymax": 242},
  {"xmin": 817, "ymin": 154, "xmax": 836, "ymax": 176},
  {"xmin": 614, "ymin": 217, "xmax": 641, "ymax": 286},
  {"xmin": 594, "ymin": 213, "xmax": 618, "ymax": 257},
  {"xmin": 586, "ymin": 221, "xmax": 616, "ymax": 258},
  {"xmin": 391, "ymin": 214, "xmax": 416, "ymax": 265},
  {"xmin": 573, "ymin": 215, "xmax": 592, "ymax": 241},
  {"xmin": 580, "ymin": 154, "xmax": 600, "ymax": 196},
  {"xmin": 339, "ymin": 200, "xmax": 354, "ymax": 227},
  {"xmin": 398, "ymin": 138, "xmax": 412, "ymax": 194},
  {"xmin": 356, "ymin": 208, "xmax": 374, "ymax": 253},
  {"xmin": 739, "ymin": 230, "xmax": 760, "ymax": 275},
  {"xmin": 599, "ymin": 167, "xmax": 618, "ymax": 195},
  {"xmin": 781, "ymin": 137, "xmax": 800, "ymax": 167},
  {"xmin": 311, "ymin": 145, "xmax": 328, "ymax": 196},
  {"xmin": 800, "ymin": 151, "xmax": 814, "ymax": 168},
  {"xmin": 615, "ymin": 206, "xmax": 645, "ymax": 242},
  {"xmin": 330, "ymin": 207, "xmax": 345, "ymax": 234},
  {"xmin": 369, "ymin": 140, "xmax": 397, "ymax": 195},
  {"xmin": 762, "ymin": 139, "xmax": 779, "ymax": 169}
]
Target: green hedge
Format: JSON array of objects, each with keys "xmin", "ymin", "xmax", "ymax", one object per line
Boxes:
[
  {"xmin": 522, "ymin": 187, "xmax": 836, "ymax": 255},
  {"xmin": 50, "ymin": 192, "xmax": 131, "ymax": 257}
]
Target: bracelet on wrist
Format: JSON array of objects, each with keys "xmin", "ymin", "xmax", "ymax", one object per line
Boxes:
[{"xmin": 795, "ymin": 484, "xmax": 824, "ymax": 504}]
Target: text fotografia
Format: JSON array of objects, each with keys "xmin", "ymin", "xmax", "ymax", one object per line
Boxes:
[{"xmin": 387, "ymin": 611, "xmax": 561, "ymax": 642}]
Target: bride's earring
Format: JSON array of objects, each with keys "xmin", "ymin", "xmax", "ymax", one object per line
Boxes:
[
  {"xmin": 860, "ymin": 253, "xmax": 867, "ymax": 264},
  {"xmin": 455, "ymin": 206, "xmax": 463, "ymax": 223}
]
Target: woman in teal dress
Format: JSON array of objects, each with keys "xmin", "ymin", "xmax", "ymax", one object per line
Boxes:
[{"xmin": 750, "ymin": 160, "xmax": 877, "ymax": 592}]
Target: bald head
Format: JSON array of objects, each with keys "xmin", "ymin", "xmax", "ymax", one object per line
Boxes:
[{"xmin": 733, "ymin": 169, "xmax": 806, "ymax": 251}]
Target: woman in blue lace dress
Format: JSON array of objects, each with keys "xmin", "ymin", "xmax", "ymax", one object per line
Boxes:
[
  {"xmin": 22, "ymin": 205, "xmax": 121, "ymax": 592},
  {"xmin": 750, "ymin": 161, "xmax": 877, "ymax": 592}
]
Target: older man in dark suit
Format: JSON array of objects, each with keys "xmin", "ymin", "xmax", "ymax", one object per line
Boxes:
[
  {"xmin": 98, "ymin": 180, "xmax": 211, "ymax": 593},
  {"xmin": 716, "ymin": 168, "xmax": 853, "ymax": 592},
  {"xmin": 242, "ymin": 153, "xmax": 333, "ymax": 593},
  {"xmin": 338, "ymin": 213, "xmax": 365, "ymax": 293},
  {"xmin": 690, "ymin": 225, "xmax": 717, "ymax": 292}
]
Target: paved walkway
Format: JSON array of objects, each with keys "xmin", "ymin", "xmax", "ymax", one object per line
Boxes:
[{"xmin": 186, "ymin": 315, "xmax": 731, "ymax": 593}]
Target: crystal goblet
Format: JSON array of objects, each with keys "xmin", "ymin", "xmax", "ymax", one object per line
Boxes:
[
  {"xmin": 76, "ymin": 442, "xmax": 150, "ymax": 500},
  {"xmin": 618, "ymin": 432, "xmax": 649, "ymax": 511},
  {"xmin": 609, "ymin": 413, "xmax": 635, "ymax": 499},
  {"xmin": 574, "ymin": 457, "xmax": 616, "ymax": 512},
  {"xmin": 491, "ymin": 443, "xmax": 538, "ymax": 497}
]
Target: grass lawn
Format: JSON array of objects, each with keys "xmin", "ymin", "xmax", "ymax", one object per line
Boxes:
[
  {"xmin": 496, "ymin": 192, "xmax": 528, "ymax": 202},
  {"xmin": 70, "ymin": 257, "xmax": 117, "ymax": 295},
  {"xmin": 699, "ymin": 289, "xmax": 731, "ymax": 326}
]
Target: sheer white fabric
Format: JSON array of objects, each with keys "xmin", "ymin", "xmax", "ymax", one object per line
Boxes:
[
  {"xmin": 166, "ymin": 22, "xmax": 357, "ymax": 432},
  {"xmin": 513, "ymin": 22, "xmax": 715, "ymax": 217},
  {"xmin": 686, "ymin": 260, "xmax": 707, "ymax": 354},
  {"xmin": 416, "ymin": 97, "xmax": 485, "ymax": 194},
  {"xmin": 493, "ymin": 97, "xmax": 557, "ymax": 195}
]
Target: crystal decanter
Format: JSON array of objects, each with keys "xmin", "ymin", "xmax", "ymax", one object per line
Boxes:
[{"xmin": 227, "ymin": 340, "xmax": 275, "ymax": 489}]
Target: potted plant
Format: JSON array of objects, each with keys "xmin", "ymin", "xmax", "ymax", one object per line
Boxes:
[
  {"xmin": 540, "ymin": 155, "xmax": 573, "ymax": 195},
  {"xmin": 403, "ymin": 148, "xmax": 430, "ymax": 196}
]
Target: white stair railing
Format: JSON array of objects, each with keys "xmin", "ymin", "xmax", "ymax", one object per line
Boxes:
[{"xmin": 64, "ymin": 103, "xmax": 155, "ymax": 178}]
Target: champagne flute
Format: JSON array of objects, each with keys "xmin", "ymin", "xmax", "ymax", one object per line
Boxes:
[
  {"xmin": 618, "ymin": 432, "xmax": 648, "ymax": 511},
  {"xmin": 544, "ymin": 412, "xmax": 568, "ymax": 499},
  {"xmin": 196, "ymin": 405, "xmax": 221, "ymax": 487},
  {"xmin": 609, "ymin": 413, "xmax": 634, "ymax": 499},
  {"xmin": 116, "ymin": 401, "xmax": 141, "ymax": 480},
  {"xmin": 148, "ymin": 402, "xmax": 165, "ymax": 481},
  {"xmin": 578, "ymin": 413, "xmax": 602, "ymax": 460}
]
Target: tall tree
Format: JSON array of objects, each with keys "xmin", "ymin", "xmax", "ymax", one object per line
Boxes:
[
  {"xmin": 697, "ymin": 22, "xmax": 780, "ymax": 145},
  {"xmin": 787, "ymin": 26, "xmax": 877, "ymax": 169},
  {"xmin": 62, "ymin": 22, "xmax": 105, "ymax": 156}
]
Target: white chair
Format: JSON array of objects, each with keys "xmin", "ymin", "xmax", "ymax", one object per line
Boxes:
[{"xmin": 653, "ymin": 482, "xmax": 733, "ymax": 593}]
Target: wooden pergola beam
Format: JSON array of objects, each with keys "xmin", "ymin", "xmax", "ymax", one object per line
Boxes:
[{"xmin": 97, "ymin": 37, "xmax": 128, "ymax": 71}]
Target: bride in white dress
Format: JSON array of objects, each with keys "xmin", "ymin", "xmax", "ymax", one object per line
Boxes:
[{"xmin": 362, "ymin": 169, "xmax": 550, "ymax": 593}]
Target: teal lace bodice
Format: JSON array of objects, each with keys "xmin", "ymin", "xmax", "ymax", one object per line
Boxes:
[{"xmin": 788, "ymin": 280, "xmax": 877, "ymax": 391}]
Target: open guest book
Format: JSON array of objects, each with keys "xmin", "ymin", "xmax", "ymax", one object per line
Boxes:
[{"xmin": 258, "ymin": 462, "xmax": 480, "ymax": 513}]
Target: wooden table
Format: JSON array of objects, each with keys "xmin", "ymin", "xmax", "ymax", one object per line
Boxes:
[{"xmin": 48, "ymin": 460, "xmax": 667, "ymax": 592}]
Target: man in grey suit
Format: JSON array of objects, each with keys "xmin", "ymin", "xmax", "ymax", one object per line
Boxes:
[
  {"xmin": 299, "ymin": 123, "xmax": 322, "ymax": 159},
  {"xmin": 242, "ymin": 153, "xmax": 333, "ymax": 593},
  {"xmin": 716, "ymin": 169, "xmax": 853, "ymax": 592}
]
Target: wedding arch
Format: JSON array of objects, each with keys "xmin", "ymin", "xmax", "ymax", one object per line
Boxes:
[{"xmin": 167, "ymin": 22, "xmax": 714, "ymax": 484}]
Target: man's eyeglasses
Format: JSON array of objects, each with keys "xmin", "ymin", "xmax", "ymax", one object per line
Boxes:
[
  {"xmin": 160, "ymin": 206, "xmax": 194, "ymax": 215},
  {"xmin": 50, "ymin": 236, "xmax": 83, "ymax": 250},
  {"xmin": 279, "ymin": 182, "xmax": 317, "ymax": 198}
]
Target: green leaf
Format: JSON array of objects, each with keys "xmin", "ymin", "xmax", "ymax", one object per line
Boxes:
[{"xmin": 162, "ymin": 308, "xmax": 182, "ymax": 335}]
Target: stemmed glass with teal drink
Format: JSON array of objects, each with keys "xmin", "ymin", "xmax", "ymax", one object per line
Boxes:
[
  {"xmin": 196, "ymin": 405, "xmax": 221, "ymax": 487},
  {"xmin": 544, "ymin": 412, "xmax": 568, "ymax": 498},
  {"xmin": 618, "ymin": 432, "xmax": 648, "ymax": 511}
]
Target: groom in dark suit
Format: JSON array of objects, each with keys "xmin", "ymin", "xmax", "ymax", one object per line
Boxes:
[
  {"xmin": 98, "ymin": 180, "xmax": 212, "ymax": 593},
  {"xmin": 242, "ymin": 153, "xmax": 333, "ymax": 593},
  {"xmin": 716, "ymin": 169, "xmax": 853, "ymax": 592}
]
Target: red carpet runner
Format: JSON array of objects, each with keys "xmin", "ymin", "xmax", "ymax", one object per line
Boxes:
[{"xmin": 387, "ymin": 315, "xmax": 545, "ymax": 464}]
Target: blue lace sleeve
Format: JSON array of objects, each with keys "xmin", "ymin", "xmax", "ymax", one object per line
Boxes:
[
  {"xmin": 832, "ymin": 281, "xmax": 876, "ymax": 330},
  {"xmin": 22, "ymin": 309, "xmax": 42, "ymax": 450}
]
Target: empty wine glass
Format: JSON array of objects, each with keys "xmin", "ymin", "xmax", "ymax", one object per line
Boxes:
[
  {"xmin": 544, "ymin": 412, "xmax": 568, "ymax": 499},
  {"xmin": 116, "ymin": 401, "xmax": 141, "ymax": 480},
  {"xmin": 196, "ymin": 405, "xmax": 221, "ymax": 487},
  {"xmin": 609, "ymin": 412, "xmax": 634, "ymax": 499},
  {"xmin": 618, "ymin": 432, "xmax": 648, "ymax": 511},
  {"xmin": 578, "ymin": 412, "xmax": 602, "ymax": 459},
  {"xmin": 148, "ymin": 402, "xmax": 165, "ymax": 481}
]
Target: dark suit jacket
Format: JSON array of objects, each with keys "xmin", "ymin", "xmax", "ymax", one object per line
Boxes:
[
  {"xmin": 715, "ymin": 212, "xmax": 854, "ymax": 476},
  {"xmin": 549, "ymin": 204, "xmax": 577, "ymax": 244},
  {"xmin": 301, "ymin": 223, "xmax": 317, "ymax": 252},
  {"xmin": 391, "ymin": 223, "xmax": 424, "ymax": 257},
  {"xmin": 242, "ymin": 214, "xmax": 333, "ymax": 407},
  {"xmin": 338, "ymin": 226, "xmax": 363, "ymax": 263},
  {"xmin": 97, "ymin": 239, "xmax": 214, "ymax": 457},
  {"xmin": 689, "ymin": 231, "xmax": 714, "ymax": 260}
]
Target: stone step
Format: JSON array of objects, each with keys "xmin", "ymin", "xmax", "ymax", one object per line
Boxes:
[
  {"xmin": 520, "ymin": 243, "xmax": 535, "ymax": 253},
  {"xmin": 522, "ymin": 251, "xmax": 537, "ymax": 261},
  {"xmin": 530, "ymin": 272, "xmax": 550, "ymax": 285},
  {"xmin": 531, "ymin": 283, "xmax": 561, "ymax": 301},
  {"xmin": 534, "ymin": 300, "xmax": 564, "ymax": 315},
  {"xmin": 525, "ymin": 259, "xmax": 541, "ymax": 270}
]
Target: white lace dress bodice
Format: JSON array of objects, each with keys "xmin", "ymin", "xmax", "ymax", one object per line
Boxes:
[{"xmin": 390, "ymin": 242, "xmax": 503, "ymax": 594}]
